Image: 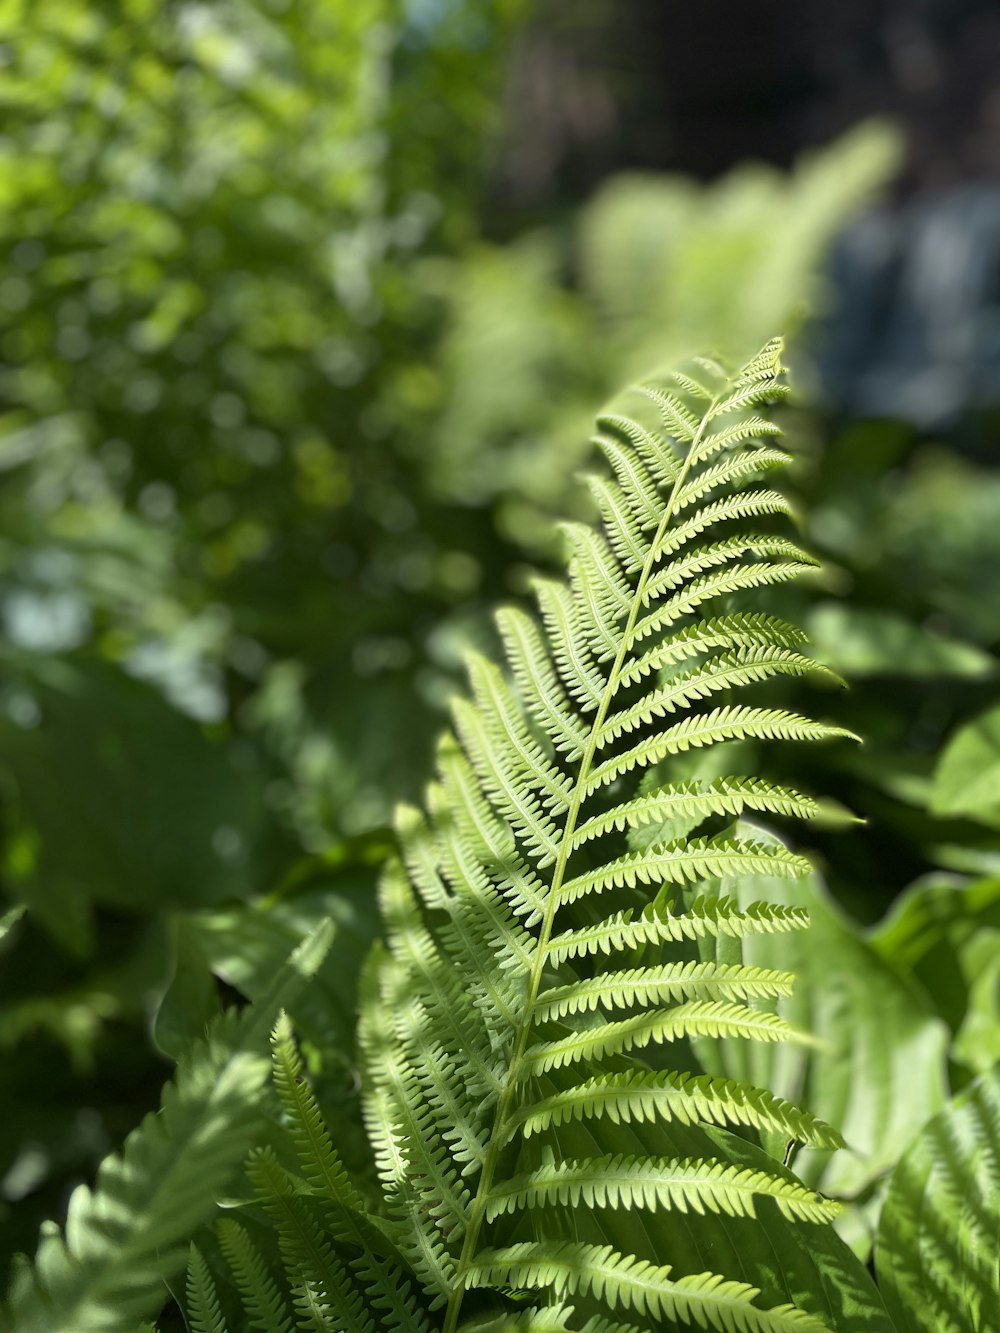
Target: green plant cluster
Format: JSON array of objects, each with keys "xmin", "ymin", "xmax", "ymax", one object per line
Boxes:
[
  {"xmin": 3, "ymin": 340, "xmax": 997, "ymax": 1333},
  {"xmin": 0, "ymin": 2, "xmax": 998, "ymax": 1330}
]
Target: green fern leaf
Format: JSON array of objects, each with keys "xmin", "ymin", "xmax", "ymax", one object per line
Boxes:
[
  {"xmin": 484, "ymin": 1153, "xmax": 839, "ymax": 1224},
  {"xmin": 272, "ymin": 1013, "xmax": 433, "ymax": 1331},
  {"xmin": 534, "ymin": 961, "xmax": 795, "ymax": 1021},
  {"xmin": 332, "ymin": 339, "xmax": 876, "ymax": 1333},
  {"xmin": 618, "ymin": 612, "xmax": 809, "ymax": 688},
  {"xmin": 247, "ymin": 1147, "xmax": 377, "ymax": 1333},
  {"xmin": 271, "ymin": 1012, "xmax": 368, "ymax": 1211},
  {"xmin": 465, "ymin": 1242, "xmax": 827, "ymax": 1332},
  {"xmin": 652, "ymin": 488, "xmax": 795, "ymax": 563},
  {"xmin": 626, "ymin": 560, "xmax": 818, "ymax": 650},
  {"xmin": 545, "ymin": 895, "xmax": 810, "ymax": 964},
  {"xmin": 462, "ymin": 1306, "xmax": 578, "ymax": 1333},
  {"xmin": 217, "ymin": 1219, "xmax": 295, "ymax": 1333},
  {"xmin": 509, "ymin": 1069, "xmax": 845, "ymax": 1150},
  {"xmin": 556, "ymin": 837, "xmax": 811, "ymax": 907},
  {"xmin": 186, "ymin": 1247, "xmax": 229, "ymax": 1333},
  {"xmin": 571, "ymin": 776, "xmax": 820, "ymax": 847},
  {"xmin": 4, "ymin": 922, "xmax": 333, "ymax": 1333},
  {"xmin": 597, "ymin": 648, "xmax": 840, "ymax": 746},
  {"xmin": 495, "ymin": 606, "xmax": 588, "ymax": 758},
  {"xmin": 642, "ymin": 535, "xmax": 814, "ymax": 600},
  {"xmin": 876, "ymin": 1067, "xmax": 1000, "ymax": 1333},
  {"xmin": 584, "ymin": 706, "xmax": 855, "ymax": 794},
  {"xmin": 523, "ymin": 1000, "xmax": 807, "ymax": 1075}
]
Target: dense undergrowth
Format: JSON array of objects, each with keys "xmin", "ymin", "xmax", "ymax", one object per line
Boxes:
[
  {"xmin": 3, "ymin": 339, "xmax": 998, "ymax": 1332},
  {"xmin": 0, "ymin": 3, "xmax": 998, "ymax": 1331}
]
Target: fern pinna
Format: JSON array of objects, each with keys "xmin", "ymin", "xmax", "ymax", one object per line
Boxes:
[{"xmin": 193, "ymin": 339, "xmax": 862, "ymax": 1333}]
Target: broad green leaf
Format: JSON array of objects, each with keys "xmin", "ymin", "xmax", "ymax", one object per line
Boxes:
[
  {"xmin": 171, "ymin": 879, "xmax": 379, "ymax": 1053},
  {"xmin": 876, "ymin": 1068, "xmax": 1000, "ymax": 1333},
  {"xmin": 0, "ymin": 661, "xmax": 276, "ymax": 954},
  {"xmin": 806, "ymin": 604, "xmax": 996, "ymax": 679},
  {"xmin": 951, "ymin": 935, "xmax": 1000, "ymax": 1076},
  {"xmin": 0, "ymin": 905, "xmax": 25, "ymax": 945},
  {"xmin": 153, "ymin": 916, "xmax": 222, "ymax": 1062},
  {"xmin": 931, "ymin": 704, "xmax": 1000, "ymax": 825},
  {"xmin": 870, "ymin": 874, "xmax": 1000, "ymax": 1076}
]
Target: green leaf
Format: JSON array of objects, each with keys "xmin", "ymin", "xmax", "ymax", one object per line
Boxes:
[
  {"xmin": 877, "ymin": 1068, "xmax": 1000, "ymax": 1333},
  {"xmin": 0, "ymin": 905, "xmax": 25, "ymax": 944},
  {"xmin": 340, "ymin": 341, "xmax": 880, "ymax": 1333},
  {"xmin": 153, "ymin": 916, "xmax": 222, "ymax": 1062},
  {"xmin": 0, "ymin": 661, "xmax": 275, "ymax": 954},
  {"xmin": 869, "ymin": 874, "xmax": 1000, "ymax": 1077},
  {"xmin": 466, "ymin": 1241, "xmax": 829, "ymax": 1333},
  {"xmin": 807, "ymin": 604, "xmax": 996, "ymax": 679},
  {"xmin": 165, "ymin": 877, "xmax": 380, "ymax": 1054},
  {"xmin": 185, "ymin": 1246, "xmax": 229, "ymax": 1333},
  {"xmin": 931, "ymin": 704, "xmax": 1000, "ymax": 825}
]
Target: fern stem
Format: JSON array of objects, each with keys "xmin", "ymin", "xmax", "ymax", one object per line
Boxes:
[{"xmin": 441, "ymin": 385, "xmax": 723, "ymax": 1333}]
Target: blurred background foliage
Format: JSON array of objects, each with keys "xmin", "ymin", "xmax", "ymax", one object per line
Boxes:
[{"xmin": 1, "ymin": 0, "xmax": 999, "ymax": 1302}]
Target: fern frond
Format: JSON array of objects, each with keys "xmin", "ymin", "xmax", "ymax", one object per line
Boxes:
[
  {"xmin": 272, "ymin": 1020, "xmax": 432, "ymax": 1328},
  {"xmin": 465, "ymin": 1243, "xmax": 827, "ymax": 1332},
  {"xmin": 381, "ymin": 840, "xmax": 508, "ymax": 1075},
  {"xmin": 186, "ymin": 1246, "xmax": 229, "ymax": 1333},
  {"xmin": 545, "ymin": 896, "xmax": 810, "ymax": 963},
  {"xmin": 523, "ymin": 1000, "xmax": 806, "ymax": 1075},
  {"xmin": 510, "ymin": 1069, "xmax": 845, "ymax": 1150},
  {"xmin": 586, "ymin": 474, "xmax": 650, "ymax": 573},
  {"xmin": 659, "ymin": 367, "xmax": 713, "ymax": 399},
  {"xmin": 466, "ymin": 1306, "xmax": 578, "ymax": 1333},
  {"xmin": 618, "ymin": 612, "xmax": 809, "ymax": 688},
  {"xmin": 876, "ymin": 1067, "xmax": 1000, "ymax": 1333},
  {"xmin": 626, "ymin": 561, "xmax": 819, "ymax": 650},
  {"xmin": 431, "ymin": 741, "xmax": 551, "ymax": 932},
  {"xmin": 557, "ymin": 837, "xmax": 811, "ymax": 908},
  {"xmin": 484, "ymin": 1154, "xmax": 839, "ymax": 1224},
  {"xmin": 365, "ymin": 957, "xmax": 471, "ymax": 1229},
  {"xmin": 597, "ymin": 649, "xmax": 839, "ymax": 747},
  {"xmin": 384, "ymin": 958, "xmax": 491, "ymax": 1174},
  {"xmin": 4, "ymin": 923, "xmax": 334, "ymax": 1333},
  {"xmin": 315, "ymin": 339, "xmax": 866, "ymax": 1333},
  {"xmin": 652, "ymin": 488, "xmax": 795, "ymax": 563},
  {"xmin": 571, "ymin": 776, "xmax": 820, "ymax": 847},
  {"xmin": 595, "ymin": 410, "xmax": 681, "ymax": 483},
  {"xmin": 677, "ymin": 444, "xmax": 793, "ymax": 511},
  {"xmin": 217, "ymin": 1219, "xmax": 294, "ymax": 1333},
  {"xmin": 271, "ymin": 1012, "xmax": 367, "ymax": 1211},
  {"xmin": 247, "ymin": 1148, "xmax": 376, "ymax": 1333},
  {"xmin": 534, "ymin": 961, "xmax": 795, "ymax": 1022},
  {"xmin": 585, "ymin": 707, "xmax": 856, "ymax": 794},
  {"xmin": 451, "ymin": 697, "xmax": 564, "ymax": 863},
  {"xmin": 357, "ymin": 952, "xmax": 460, "ymax": 1305},
  {"xmin": 563, "ymin": 524, "xmax": 632, "ymax": 659},
  {"xmin": 632, "ymin": 383, "xmax": 703, "ymax": 438},
  {"xmin": 495, "ymin": 606, "xmax": 588, "ymax": 758},
  {"xmin": 529, "ymin": 578, "xmax": 604, "ymax": 710},
  {"xmin": 596, "ymin": 436, "xmax": 664, "ymax": 527},
  {"xmin": 466, "ymin": 654, "xmax": 573, "ymax": 811},
  {"xmin": 641, "ymin": 534, "xmax": 815, "ymax": 601}
]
